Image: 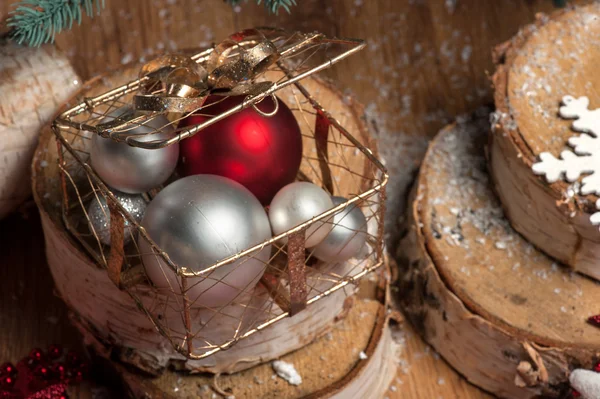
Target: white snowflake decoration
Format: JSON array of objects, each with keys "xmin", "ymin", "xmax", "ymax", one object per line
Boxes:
[{"xmin": 532, "ymin": 95, "xmax": 600, "ymax": 225}]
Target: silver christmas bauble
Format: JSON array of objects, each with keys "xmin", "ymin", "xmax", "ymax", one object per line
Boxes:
[
  {"xmin": 90, "ymin": 107, "xmax": 179, "ymax": 194},
  {"xmin": 139, "ymin": 174, "xmax": 272, "ymax": 308},
  {"xmin": 87, "ymin": 191, "xmax": 147, "ymax": 246},
  {"xmin": 268, "ymin": 182, "xmax": 334, "ymax": 248},
  {"xmin": 311, "ymin": 196, "xmax": 367, "ymax": 262}
]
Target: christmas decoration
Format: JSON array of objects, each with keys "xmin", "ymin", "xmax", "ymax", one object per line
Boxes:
[
  {"xmin": 570, "ymin": 369, "xmax": 600, "ymax": 399},
  {"xmin": 226, "ymin": 0, "xmax": 297, "ymax": 14},
  {"xmin": 50, "ymin": 28, "xmax": 387, "ymax": 362},
  {"xmin": 0, "ymin": 345, "xmax": 86, "ymax": 398},
  {"xmin": 0, "ymin": 42, "xmax": 80, "ymax": 219},
  {"xmin": 6, "ymin": 0, "xmax": 296, "ymax": 47},
  {"xmin": 87, "ymin": 190, "xmax": 146, "ymax": 246},
  {"xmin": 178, "ymin": 95, "xmax": 303, "ymax": 204},
  {"xmin": 90, "ymin": 107, "xmax": 179, "ymax": 194},
  {"xmin": 269, "ymin": 182, "xmax": 334, "ymax": 247},
  {"xmin": 532, "ymin": 96, "xmax": 600, "ymax": 228},
  {"xmin": 6, "ymin": 0, "xmax": 105, "ymax": 47},
  {"xmin": 587, "ymin": 314, "xmax": 600, "ymax": 328},
  {"xmin": 139, "ymin": 174, "xmax": 272, "ymax": 308},
  {"xmin": 311, "ymin": 196, "xmax": 367, "ymax": 262}
]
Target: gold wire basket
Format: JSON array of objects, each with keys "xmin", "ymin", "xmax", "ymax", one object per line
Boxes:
[{"xmin": 52, "ymin": 28, "xmax": 388, "ymax": 360}]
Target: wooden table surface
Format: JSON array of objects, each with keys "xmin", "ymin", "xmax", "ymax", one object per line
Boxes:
[{"xmin": 0, "ymin": 209, "xmax": 492, "ymax": 398}]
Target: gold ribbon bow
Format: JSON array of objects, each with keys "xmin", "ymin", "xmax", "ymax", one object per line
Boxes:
[{"xmin": 133, "ymin": 29, "xmax": 280, "ymax": 113}]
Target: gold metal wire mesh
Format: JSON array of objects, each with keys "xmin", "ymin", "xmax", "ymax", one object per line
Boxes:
[{"xmin": 52, "ymin": 28, "xmax": 388, "ymax": 360}]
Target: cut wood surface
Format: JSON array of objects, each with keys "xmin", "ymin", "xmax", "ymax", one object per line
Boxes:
[
  {"xmin": 397, "ymin": 114, "xmax": 600, "ymax": 398},
  {"xmin": 491, "ymin": 3, "xmax": 600, "ymax": 280}
]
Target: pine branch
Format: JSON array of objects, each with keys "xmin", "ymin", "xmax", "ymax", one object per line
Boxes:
[
  {"xmin": 226, "ymin": 0, "xmax": 297, "ymax": 14},
  {"xmin": 7, "ymin": 0, "xmax": 105, "ymax": 47}
]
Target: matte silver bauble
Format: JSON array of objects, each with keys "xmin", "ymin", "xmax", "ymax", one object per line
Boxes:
[
  {"xmin": 90, "ymin": 107, "xmax": 179, "ymax": 194},
  {"xmin": 311, "ymin": 196, "xmax": 367, "ymax": 262},
  {"xmin": 268, "ymin": 182, "xmax": 334, "ymax": 247},
  {"xmin": 87, "ymin": 191, "xmax": 147, "ymax": 246},
  {"xmin": 139, "ymin": 175, "xmax": 272, "ymax": 308}
]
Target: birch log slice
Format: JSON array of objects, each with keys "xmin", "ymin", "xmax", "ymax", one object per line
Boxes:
[
  {"xmin": 396, "ymin": 114, "xmax": 600, "ymax": 399},
  {"xmin": 490, "ymin": 3, "xmax": 600, "ymax": 280},
  {"xmin": 116, "ymin": 294, "xmax": 398, "ymax": 399},
  {"xmin": 0, "ymin": 40, "xmax": 79, "ymax": 219},
  {"xmin": 31, "ymin": 57, "xmax": 391, "ymax": 393}
]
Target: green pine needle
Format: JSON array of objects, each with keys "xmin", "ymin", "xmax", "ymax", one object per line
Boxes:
[
  {"xmin": 7, "ymin": 0, "xmax": 105, "ymax": 47},
  {"xmin": 227, "ymin": 0, "xmax": 297, "ymax": 14}
]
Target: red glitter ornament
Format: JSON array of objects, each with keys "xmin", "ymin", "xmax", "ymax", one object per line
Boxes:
[
  {"xmin": 0, "ymin": 363, "xmax": 16, "ymax": 377},
  {"xmin": 0, "ymin": 345, "xmax": 83, "ymax": 398},
  {"xmin": 33, "ymin": 365, "xmax": 50, "ymax": 379},
  {"xmin": 0, "ymin": 375, "xmax": 15, "ymax": 389},
  {"xmin": 50, "ymin": 363, "xmax": 66, "ymax": 381},
  {"xmin": 572, "ymin": 389, "xmax": 581, "ymax": 397},
  {"xmin": 27, "ymin": 383, "xmax": 68, "ymax": 399},
  {"xmin": 178, "ymin": 95, "xmax": 303, "ymax": 204},
  {"xmin": 65, "ymin": 352, "xmax": 79, "ymax": 368},
  {"xmin": 587, "ymin": 314, "xmax": 600, "ymax": 327},
  {"xmin": 47, "ymin": 345, "xmax": 63, "ymax": 360},
  {"xmin": 27, "ymin": 349, "xmax": 44, "ymax": 369}
]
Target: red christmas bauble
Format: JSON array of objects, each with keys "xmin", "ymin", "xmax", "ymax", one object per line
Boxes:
[{"xmin": 178, "ymin": 95, "xmax": 303, "ymax": 204}]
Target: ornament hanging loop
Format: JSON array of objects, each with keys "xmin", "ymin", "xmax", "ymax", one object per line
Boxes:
[{"xmin": 249, "ymin": 94, "xmax": 279, "ymax": 117}]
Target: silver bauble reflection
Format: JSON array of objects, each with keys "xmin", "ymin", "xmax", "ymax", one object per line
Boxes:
[
  {"xmin": 90, "ymin": 107, "xmax": 179, "ymax": 194},
  {"xmin": 139, "ymin": 175, "xmax": 272, "ymax": 308},
  {"xmin": 268, "ymin": 182, "xmax": 334, "ymax": 248},
  {"xmin": 87, "ymin": 191, "xmax": 147, "ymax": 246},
  {"xmin": 311, "ymin": 196, "xmax": 367, "ymax": 262}
]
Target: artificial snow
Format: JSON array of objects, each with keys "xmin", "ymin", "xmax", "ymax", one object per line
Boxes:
[{"xmin": 272, "ymin": 360, "xmax": 302, "ymax": 386}]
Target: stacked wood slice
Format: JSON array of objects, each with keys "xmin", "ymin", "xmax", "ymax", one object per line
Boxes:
[
  {"xmin": 397, "ymin": 5, "xmax": 600, "ymax": 398},
  {"xmin": 32, "ymin": 62, "xmax": 397, "ymax": 397},
  {"xmin": 490, "ymin": 3, "xmax": 600, "ymax": 280},
  {"xmin": 396, "ymin": 112, "xmax": 600, "ymax": 399}
]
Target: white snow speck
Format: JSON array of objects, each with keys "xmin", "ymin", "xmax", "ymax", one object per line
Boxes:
[
  {"xmin": 359, "ymin": 351, "xmax": 368, "ymax": 360},
  {"xmin": 272, "ymin": 360, "xmax": 302, "ymax": 386},
  {"xmin": 121, "ymin": 53, "xmax": 134, "ymax": 64}
]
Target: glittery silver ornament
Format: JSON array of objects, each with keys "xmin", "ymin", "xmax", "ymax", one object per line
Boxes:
[
  {"xmin": 90, "ymin": 107, "xmax": 179, "ymax": 194},
  {"xmin": 268, "ymin": 182, "xmax": 334, "ymax": 248},
  {"xmin": 311, "ymin": 196, "xmax": 367, "ymax": 262},
  {"xmin": 139, "ymin": 175, "xmax": 272, "ymax": 308},
  {"xmin": 87, "ymin": 191, "xmax": 147, "ymax": 246}
]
